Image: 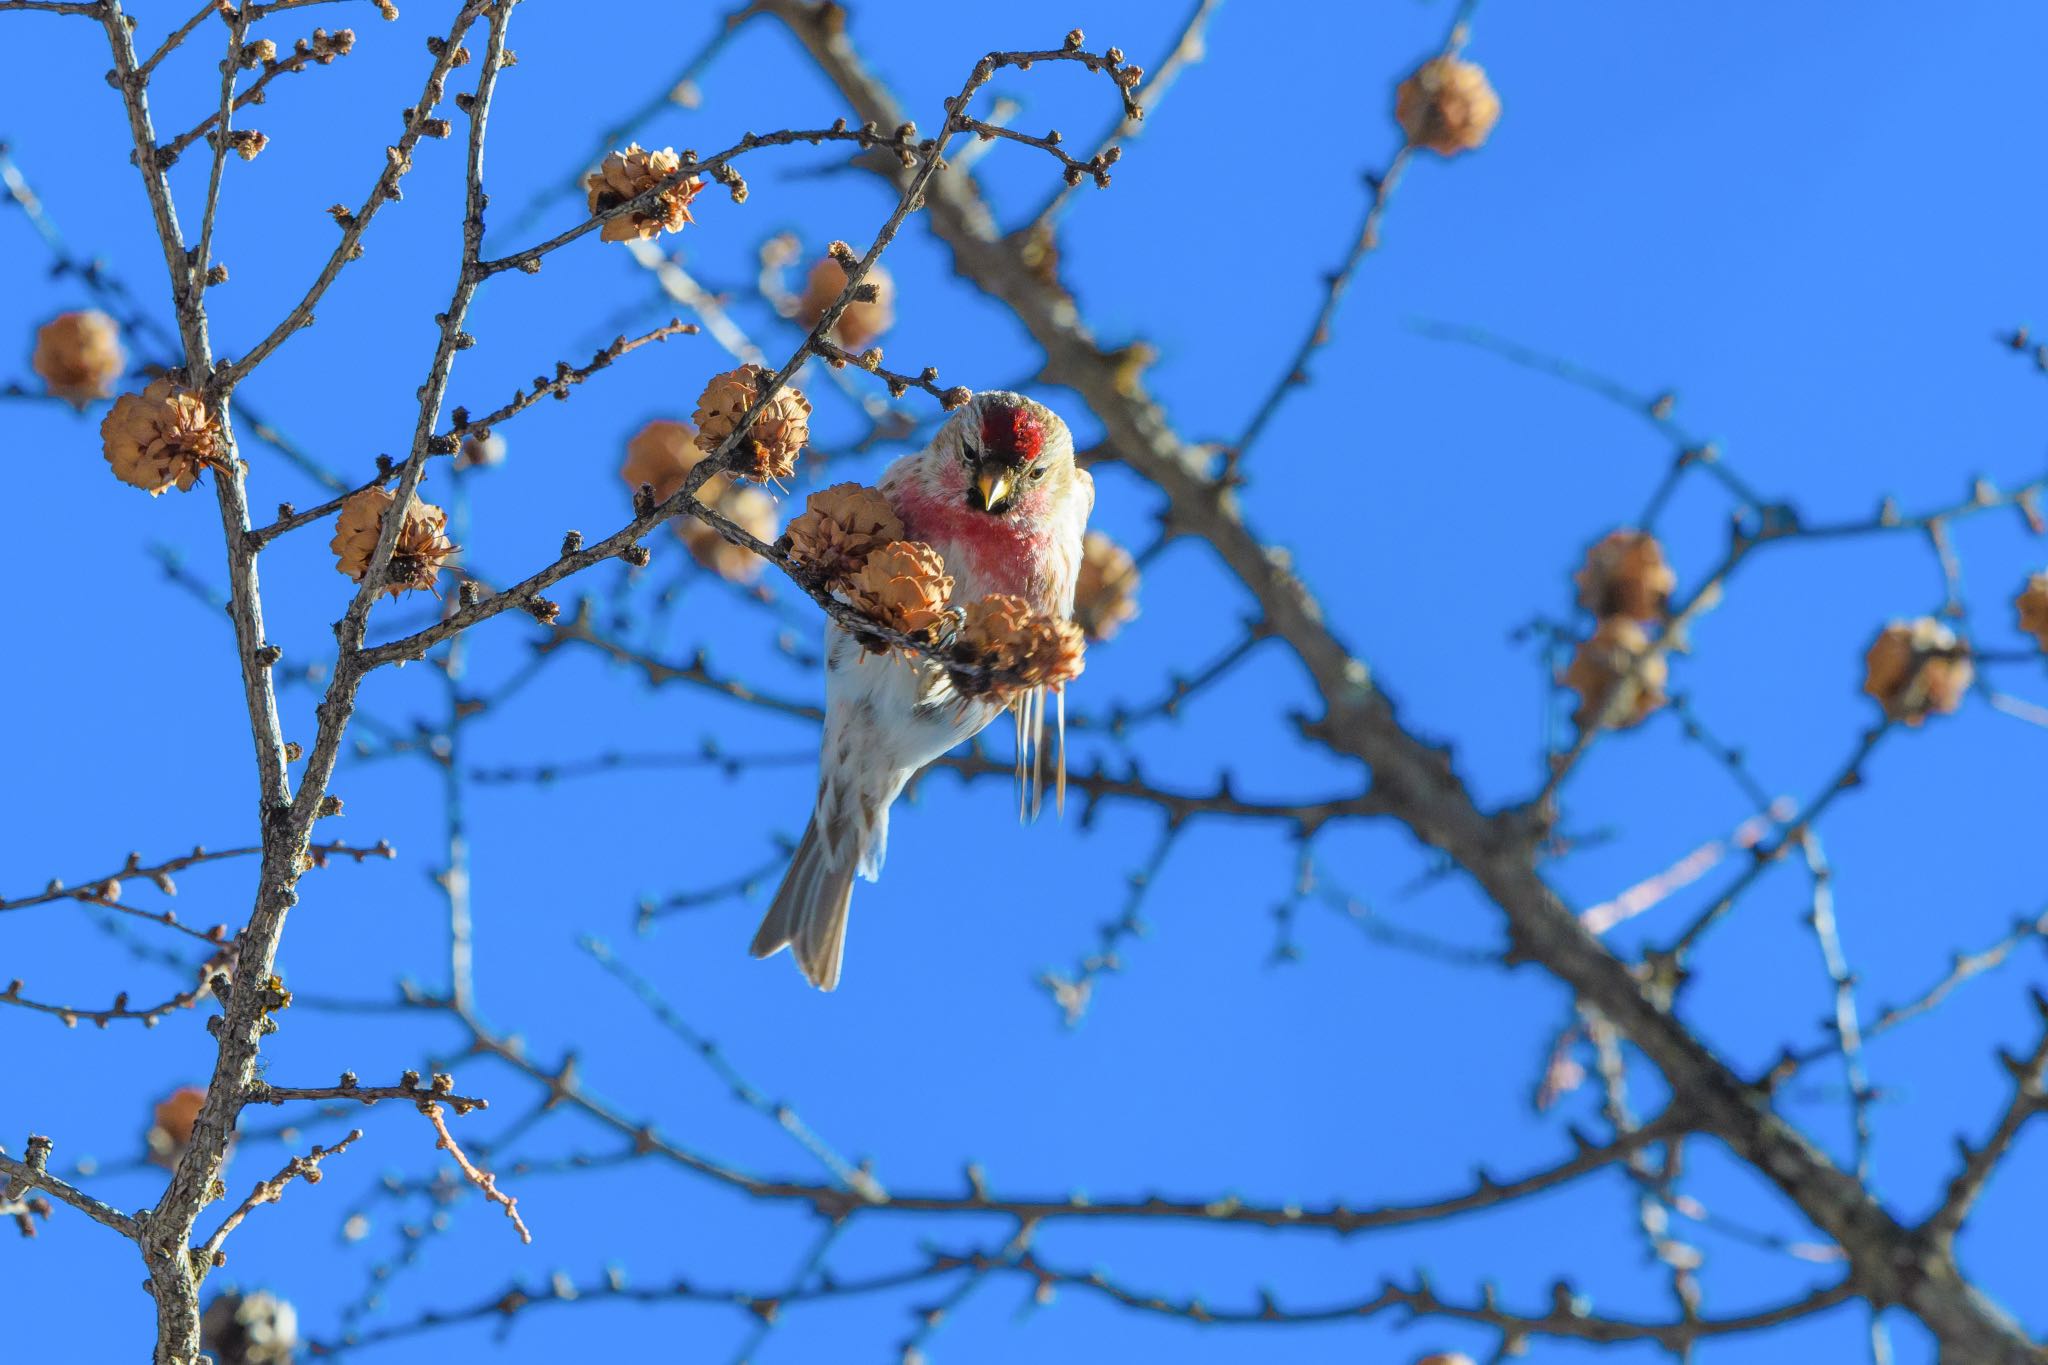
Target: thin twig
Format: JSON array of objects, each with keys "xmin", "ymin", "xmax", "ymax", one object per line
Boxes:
[
  {"xmin": 192, "ymin": 4, "xmax": 248, "ymax": 281},
  {"xmin": 157, "ymin": 24, "xmax": 361, "ymax": 162},
  {"xmin": 1019, "ymin": 0, "xmax": 1223, "ymax": 233},
  {"xmin": 421, "ymin": 1100, "xmax": 530, "ymax": 1244},
  {"xmin": 579, "ymin": 938, "xmax": 883, "ymax": 1198},
  {"xmin": 1923, "ymin": 990, "xmax": 2048, "ymax": 1243},
  {"xmin": 447, "ymin": 318, "xmax": 697, "ymax": 437},
  {"xmin": 215, "ymin": 3, "xmax": 489, "ymax": 386},
  {"xmin": 137, "ymin": 0, "xmax": 222, "ymax": 78},
  {"xmin": 200, "ymin": 1128, "xmax": 365, "ymax": 1259},
  {"xmin": 0, "ymin": 839, "xmax": 395, "ymax": 912}
]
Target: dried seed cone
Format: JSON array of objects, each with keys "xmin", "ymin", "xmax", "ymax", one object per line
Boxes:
[
  {"xmin": 1564, "ymin": 617, "xmax": 1667, "ymax": 732},
  {"xmin": 1575, "ymin": 529, "xmax": 1675, "ymax": 622},
  {"xmin": 621, "ymin": 418, "xmax": 725, "ymax": 506},
  {"xmin": 147, "ymin": 1085, "xmax": 207, "ymax": 1166},
  {"xmin": 949, "ymin": 593, "xmax": 1088, "ymax": 703},
  {"xmin": 329, "ymin": 486, "xmax": 456, "ymax": 598},
  {"xmin": 692, "ymin": 364, "xmax": 811, "ymax": 483},
  {"xmin": 1862, "ymin": 617, "xmax": 1971, "ymax": 725},
  {"xmin": 32, "ymin": 309, "xmax": 125, "ymax": 407},
  {"xmin": 783, "ymin": 482, "xmax": 904, "ymax": 583},
  {"xmin": 584, "ymin": 143, "xmax": 703, "ymax": 242},
  {"xmin": 798, "ymin": 256, "xmax": 895, "ymax": 351},
  {"xmin": 99, "ymin": 378, "xmax": 220, "ymax": 495},
  {"xmin": 845, "ymin": 540, "xmax": 952, "ymax": 643},
  {"xmin": 2016, "ymin": 573, "xmax": 2048, "ymax": 652},
  {"xmin": 1072, "ymin": 531, "xmax": 1140, "ymax": 641},
  {"xmin": 683, "ymin": 486, "xmax": 778, "ymax": 583},
  {"xmin": 200, "ymin": 1290, "xmax": 298, "ymax": 1365},
  {"xmin": 1395, "ymin": 55, "xmax": 1500, "ymax": 155}
]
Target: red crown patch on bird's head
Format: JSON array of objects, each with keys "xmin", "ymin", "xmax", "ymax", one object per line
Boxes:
[{"xmin": 978, "ymin": 398, "xmax": 1047, "ymax": 467}]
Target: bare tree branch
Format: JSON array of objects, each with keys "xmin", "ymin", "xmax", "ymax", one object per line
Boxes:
[{"xmin": 0, "ymin": 1138, "xmax": 141, "ymax": 1239}]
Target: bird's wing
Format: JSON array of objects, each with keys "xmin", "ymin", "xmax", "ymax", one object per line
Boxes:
[
  {"xmin": 1048, "ymin": 465, "xmax": 1094, "ymax": 615},
  {"xmin": 875, "ymin": 448, "xmax": 923, "ymax": 510}
]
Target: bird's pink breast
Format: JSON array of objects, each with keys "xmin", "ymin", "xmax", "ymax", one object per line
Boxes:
[{"xmin": 891, "ymin": 485, "xmax": 1050, "ymax": 601}]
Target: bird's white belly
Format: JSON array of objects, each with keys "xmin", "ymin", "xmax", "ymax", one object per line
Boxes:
[{"xmin": 824, "ymin": 625, "xmax": 999, "ymax": 775}]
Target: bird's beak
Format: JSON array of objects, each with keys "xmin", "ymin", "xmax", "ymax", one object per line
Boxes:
[{"xmin": 971, "ymin": 466, "xmax": 1015, "ymax": 515}]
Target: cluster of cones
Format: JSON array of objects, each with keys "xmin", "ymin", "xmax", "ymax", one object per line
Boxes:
[
  {"xmin": 30, "ymin": 300, "xmax": 2041, "ymax": 722},
  {"xmin": 34, "ymin": 128, "xmax": 1145, "ymax": 651},
  {"xmin": 1562, "ymin": 525, "xmax": 2031, "ymax": 735},
  {"xmin": 779, "ymin": 483, "xmax": 1087, "ymax": 704}
]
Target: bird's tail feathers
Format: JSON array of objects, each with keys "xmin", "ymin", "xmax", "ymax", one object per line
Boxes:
[
  {"xmin": 855, "ymin": 797, "xmax": 890, "ymax": 882},
  {"xmin": 751, "ymin": 813, "xmax": 856, "ymax": 991}
]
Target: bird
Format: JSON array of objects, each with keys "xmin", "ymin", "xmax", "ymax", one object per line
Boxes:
[{"xmin": 750, "ymin": 391, "xmax": 1093, "ymax": 990}]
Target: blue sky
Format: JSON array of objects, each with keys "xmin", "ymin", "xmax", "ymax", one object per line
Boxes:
[{"xmin": 3, "ymin": 2, "xmax": 2046, "ymax": 1362}]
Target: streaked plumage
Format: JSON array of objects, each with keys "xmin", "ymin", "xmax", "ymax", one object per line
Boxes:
[{"xmin": 751, "ymin": 392, "xmax": 1092, "ymax": 989}]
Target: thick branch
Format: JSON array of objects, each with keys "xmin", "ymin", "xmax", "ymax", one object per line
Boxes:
[{"xmin": 758, "ymin": 4, "xmax": 2044, "ymax": 1358}]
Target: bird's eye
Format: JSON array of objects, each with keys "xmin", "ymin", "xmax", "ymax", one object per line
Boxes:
[
  {"xmin": 961, "ymin": 442, "xmax": 981, "ymax": 465},
  {"xmin": 1029, "ymin": 465, "xmax": 1046, "ymax": 480}
]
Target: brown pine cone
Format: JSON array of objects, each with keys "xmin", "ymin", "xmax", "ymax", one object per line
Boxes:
[
  {"xmin": 1072, "ymin": 531, "xmax": 1140, "ymax": 641},
  {"xmin": 2016, "ymin": 573, "xmax": 2048, "ymax": 652},
  {"xmin": 845, "ymin": 540, "xmax": 952, "ymax": 644},
  {"xmin": 584, "ymin": 144, "xmax": 703, "ymax": 242},
  {"xmin": 32, "ymin": 310, "xmax": 125, "ymax": 408},
  {"xmin": 1862, "ymin": 618, "xmax": 1971, "ymax": 725},
  {"xmin": 1395, "ymin": 55, "xmax": 1500, "ymax": 156},
  {"xmin": 329, "ymin": 486, "xmax": 457, "ymax": 598},
  {"xmin": 621, "ymin": 418, "xmax": 725, "ymax": 506},
  {"xmin": 99, "ymin": 378, "xmax": 220, "ymax": 495},
  {"xmin": 949, "ymin": 593, "xmax": 1087, "ymax": 703},
  {"xmin": 199, "ymin": 1290, "xmax": 298, "ymax": 1365},
  {"xmin": 1564, "ymin": 617, "xmax": 1667, "ymax": 732},
  {"xmin": 683, "ymin": 486, "xmax": 778, "ymax": 583},
  {"xmin": 691, "ymin": 364, "xmax": 811, "ymax": 484},
  {"xmin": 146, "ymin": 1085, "xmax": 208, "ymax": 1166},
  {"xmin": 783, "ymin": 482, "xmax": 904, "ymax": 583},
  {"xmin": 797, "ymin": 256, "xmax": 895, "ymax": 351},
  {"xmin": 1574, "ymin": 529, "xmax": 1675, "ymax": 621}
]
